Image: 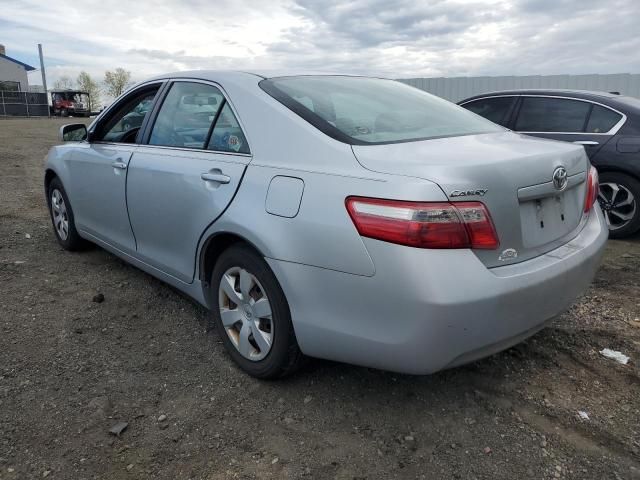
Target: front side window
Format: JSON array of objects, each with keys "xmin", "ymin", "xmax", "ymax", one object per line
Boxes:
[
  {"xmin": 462, "ymin": 97, "xmax": 516, "ymax": 127},
  {"xmin": 586, "ymin": 105, "xmax": 622, "ymax": 133},
  {"xmin": 149, "ymin": 82, "xmax": 224, "ymax": 149},
  {"xmin": 260, "ymin": 76, "xmax": 503, "ymax": 145},
  {"xmin": 95, "ymin": 87, "xmax": 160, "ymax": 143},
  {"xmin": 515, "ymin": 97, "xmax": 591, "ymax": 133}
]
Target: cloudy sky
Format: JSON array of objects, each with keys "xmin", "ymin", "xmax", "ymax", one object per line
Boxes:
[{"xmin": 2, "ymin": 0, "xmax": 639, "ymax": 88}]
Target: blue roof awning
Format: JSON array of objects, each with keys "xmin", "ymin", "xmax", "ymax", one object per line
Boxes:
[{"xmin": 0, "ymin": 53, "xmax": 36, "ymax": 71}]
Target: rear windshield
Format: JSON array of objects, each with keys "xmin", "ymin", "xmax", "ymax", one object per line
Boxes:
[{"xmin": 259, "ymin": 76, "xmax": 503, "ymax": 145}]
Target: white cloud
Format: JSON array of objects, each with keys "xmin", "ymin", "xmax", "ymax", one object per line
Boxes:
[{"xmin": 1, "ymin": 0, "xmax": 638, "ymax": 95}]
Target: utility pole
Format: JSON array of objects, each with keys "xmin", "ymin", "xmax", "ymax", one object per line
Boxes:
[{"xmin": 38, "ymin": 43, "xmax": 50, "ymax": 117}]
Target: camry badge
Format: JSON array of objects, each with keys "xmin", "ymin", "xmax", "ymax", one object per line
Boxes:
[
  {"xmin": 552, "ymin": 166, "xmax": 568, "ymax": 191},
  {"xmin": 449, "ymin": 189, "xmax": 488, "ymax": 197}
]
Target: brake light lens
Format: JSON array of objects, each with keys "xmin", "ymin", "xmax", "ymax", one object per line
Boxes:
[
  {"xmin": 345, "ymin": 197, "xmax": 499, "ymax": 249},
  {"xmin": 584, "ymin": 166, "xmax": 599, "ymax": 213}
]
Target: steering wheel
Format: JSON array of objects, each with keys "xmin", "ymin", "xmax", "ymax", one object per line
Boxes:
[{"xmin": 120, "ymin": 127, "xmax": 140, "ymax": 144}]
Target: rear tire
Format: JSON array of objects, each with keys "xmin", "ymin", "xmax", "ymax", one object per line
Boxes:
[
  {"xmin": 598, "ymin": 172, "xmax": 640, "ymax": 238},
  {"xmin": 211, "ymin": 244, "xmax": 305, "ymax": 379},
  {"xmin": 47, "ymin": 177, "xmax": 88, "ymax": 251}
]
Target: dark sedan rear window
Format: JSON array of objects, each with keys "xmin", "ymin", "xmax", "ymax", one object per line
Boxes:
[
  {"xmin": 586, "ymin": 105, "xmax": 622, "ymax": 133},
  {"xmin": 259, "ymin": 76, "xmax": 503, "ymax": 145}
]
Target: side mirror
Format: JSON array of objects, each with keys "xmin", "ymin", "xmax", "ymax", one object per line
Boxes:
[{"xmin": 59, "ymin": 124, "xmax": 87, "ymax": 142}]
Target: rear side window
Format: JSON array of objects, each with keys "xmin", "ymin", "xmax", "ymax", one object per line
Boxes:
[
  {"xmin": 207, "ymin": 103, "xmax": 250, "ymax": 154},
  {"xmin": 462, "ymin": 97, "xmax": 516, "ymax": 127},
  {"xmin": 260, "ymin": 76, "xmax": 502, "ymax": 145},
  {"xmin": 149, "ymin": 82, "xmax": 223, "ymax": 149},
  {"xmin": 515, "ymin": 97, "xmax": 590, "ymax": 133},
  {"xmin": 586, "ymin": 105, "xmax": 622, "ymax": 133}
]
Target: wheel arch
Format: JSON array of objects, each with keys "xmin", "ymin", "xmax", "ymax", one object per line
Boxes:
[
  {"xmin": 596, "ymin": 165, "xmax": 640, "ymax": 183},
  {"xmin": 198, "ymin": 231, "xmax": 266, "ymax": 307},
  {"xmin": 44, "ymin": 168, "xmax": 59, "ymax": 203}
]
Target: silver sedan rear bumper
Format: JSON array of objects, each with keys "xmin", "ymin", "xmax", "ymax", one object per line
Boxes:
[{"xmin": 268, "ymin": 207, "xmax": 608, "ymax": 374}]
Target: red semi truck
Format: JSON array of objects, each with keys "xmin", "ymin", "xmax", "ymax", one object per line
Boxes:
[{"xmin": 49, "ymin": 90, "xmax": 91, "ymax": 117}]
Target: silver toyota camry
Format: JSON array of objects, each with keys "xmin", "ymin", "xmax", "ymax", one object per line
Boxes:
[{"xmin": 45, "ymin": 72, "xmax": 608, "ymax": 378}]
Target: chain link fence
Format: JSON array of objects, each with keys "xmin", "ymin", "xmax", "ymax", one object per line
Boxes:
[{"xmin": 0, "ymin": 91, "xmax": 49, "ymax": 117}]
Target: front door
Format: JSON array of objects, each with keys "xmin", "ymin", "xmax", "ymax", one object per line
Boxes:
[
  {"xmin": 67, "ymin": 84, "xmax": 161, "ymax": 253},
  {"xmin": 126, "ymin": 80, "xmax": 251, "ymax": 282},
  {"xmin": 69, "ymin": 143, "xmax": 136, "ymax": 251}
]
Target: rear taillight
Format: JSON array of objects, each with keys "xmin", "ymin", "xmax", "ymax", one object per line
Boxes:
[
  {"xmin": 345, "ymin": 197, "xmax": 499, "ymax": 249},
  {"xmin": 584, "ymin": 166, "xmax": 599, "ymax": 213}
]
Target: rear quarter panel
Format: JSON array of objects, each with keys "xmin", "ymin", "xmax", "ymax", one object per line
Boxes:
[
  {"xmin": 593, "ymin": 135, "xmax": 640, "ymax": 178},
  {"xmin": 197, "ymin": 162, "xmax": 448, "ymax": 277}
]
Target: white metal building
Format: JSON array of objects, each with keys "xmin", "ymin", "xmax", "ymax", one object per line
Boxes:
[
  {"xmin": 398, "ymin": 73, "xmax": 640, "ymax": 103},
  {"xmin": 0, "ymin": 44, "xmax": 35, "ymax": 92}
]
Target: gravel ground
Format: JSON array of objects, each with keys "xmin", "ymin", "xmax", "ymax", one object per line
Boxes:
[{"xmin": 1, "ymin": 117, "xmax": 639, "ymax": 480}]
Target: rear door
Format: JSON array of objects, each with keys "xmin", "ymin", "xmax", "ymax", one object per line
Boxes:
[
  {"xmin": 68, "ymin": 83, "xmax": 162, "ymax": 253},
  {"xmin": 513, "ymin": 96, "xmax": 622, "ymax": 158},
  {"xmin": 126, "ymin": 80, "xmax": 250, "ymax": 283}
]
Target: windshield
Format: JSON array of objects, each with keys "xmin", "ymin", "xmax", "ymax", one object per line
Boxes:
[{"xmin": 260, "ymin": 76, "xmax": 503, "ymax": 145}]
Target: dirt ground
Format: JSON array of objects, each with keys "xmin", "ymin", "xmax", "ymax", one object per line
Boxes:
[{"xmin": 0, "ymin": 117, "xmax": 639, "ymax": 480}]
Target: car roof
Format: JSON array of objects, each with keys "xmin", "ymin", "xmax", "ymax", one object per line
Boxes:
[
  {"xmin": 145, "ymin": 70, "xmax": 262, "ymax": 84},
  {"xmin": 141, "ymin": 70, "xmax": 384, "ymax": 88},
  {"xmin": 461, "ymin": 89, "xmax": 624, "ymax": 102},
  {"xmin": 459, "ymin": 89, "xmax": 640, "ymax": 115}
]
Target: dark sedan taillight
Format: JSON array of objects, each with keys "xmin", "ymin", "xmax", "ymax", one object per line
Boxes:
[{"xmin": 345, "ymin": 197, "xmax": 499, "ymax": 249}]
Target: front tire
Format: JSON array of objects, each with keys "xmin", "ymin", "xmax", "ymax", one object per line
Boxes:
[
  {"xmin": 598, "ymin": 172, "xmax": 640, "ymax": 238},
  {"xmin": 211, "ymin": 244, "xmax": 305, "ymax": 379},
  {"xmin": 47, "ymin": 177, "xmax": 88, "ymax": 251}
]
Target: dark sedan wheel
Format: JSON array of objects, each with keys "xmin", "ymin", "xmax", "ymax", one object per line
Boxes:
[
  {"xmin": 47, "ymin": 177, "xmax": 88, "ymax": 250},
  {"xmin": 211, "ymin": 244, "xmax": 305, "ymax": 379},
  {"xmin": 598, "ymin": 172, "xmax": 640, "ymax": 238}
]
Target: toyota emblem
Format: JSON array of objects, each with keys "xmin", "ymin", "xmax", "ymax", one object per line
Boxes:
[{"xmin": 552, "ymin": 166, "xmax": 568, "ymax": 191}]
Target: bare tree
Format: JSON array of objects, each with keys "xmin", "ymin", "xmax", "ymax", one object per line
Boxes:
[
  {"xmin": 77, "ymin": 71, "xmax": 101, "ymax": 111},
  {"xmin": 53, "ymin": 75, "xmax": 74, "ymax": 90},
  {"xmin": 103, "ymin": 68, "xmax": 132, "ymax": 98}
]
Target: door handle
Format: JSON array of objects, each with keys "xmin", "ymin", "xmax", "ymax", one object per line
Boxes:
[
  {"xmin": 573, "ymin": 140, "xmax": 599, "ymax": 146},
  {"xmin": 111, "ymin": 161, "xmax": 128, "ymax": 169},
  {"xmin": 201, "ymin": 172, "xmax": 231, "ymax": 184}
]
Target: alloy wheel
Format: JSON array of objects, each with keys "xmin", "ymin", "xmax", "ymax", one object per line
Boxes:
[
  {"xmin": 598, "ymin": 182, "xmax": 637, "ymax": 231},
  {"xmin": 218, "ymin": 267, "xmax": 273, "ymax": 361},
  {"xmin": 51, "ymin": 189, "xmax": 69, "ymax": 241}
]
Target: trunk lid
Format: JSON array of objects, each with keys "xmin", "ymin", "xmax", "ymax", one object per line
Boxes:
[{"xmin": 351, "ymin": 131, "xmax": 590, "ymax": 267}]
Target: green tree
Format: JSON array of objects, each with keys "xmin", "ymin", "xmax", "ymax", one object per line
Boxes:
[
  {"xmin": 53, "ymin": 75, "xmax": 74, "ymax": 90},
  {"xmin": 77, "ymin": 71, "xmax": 101, "ymax": 111},
  {"xmin": 103, "ymin": 68, "xmax": 132, "ymax": 98}
]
